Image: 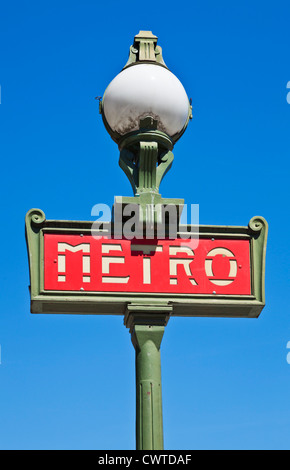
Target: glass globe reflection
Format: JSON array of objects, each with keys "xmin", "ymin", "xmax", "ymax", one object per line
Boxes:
[{"xmin": 102, "ymin": 63, "xmax": 190, "ymax": 144}]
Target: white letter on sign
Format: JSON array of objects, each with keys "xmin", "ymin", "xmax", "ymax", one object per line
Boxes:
[
  {"xmin": 169, "ymin": 246, "xmax": 197, "ymax": 285},
  {"xmin": 101, "ymin": 244, "xmax": 129, "ymax": 284},
  {"xmin": 57, "ymin": 243, "xmax": 90, "ymax": 283},
  {"xmin": 205, "ymin": 248, "xmax": 238, "ymax": 286},
  {"xmin": 131, "ymin": 245, "xmax": 163, "ymax": 284}
]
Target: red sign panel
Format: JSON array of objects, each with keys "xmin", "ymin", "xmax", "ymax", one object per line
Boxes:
[{"xmin": 44, "ymin": 234, "xmax": 251, "ymax": 295}]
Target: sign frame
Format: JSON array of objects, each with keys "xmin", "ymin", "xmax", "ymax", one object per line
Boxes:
[{"xmin": 25, "ymin": 208, "xmax": 268, "ymax": 318}]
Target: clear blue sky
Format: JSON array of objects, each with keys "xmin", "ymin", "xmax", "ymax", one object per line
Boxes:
[{"xmin": 0, "ymin": 0, "xmax": 290, "ymax": 450}]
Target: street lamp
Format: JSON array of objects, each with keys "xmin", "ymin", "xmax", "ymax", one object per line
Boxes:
[
  {"xmin": 25, "ymin": 29, "xmax": 268, "ymax": 453},
  {"xmin": 99, "ymin": 31, "xmax": 192, "ymax": 450},
  {"xmin": 101, "ymin": 58, "xmax": 190, "ymax": 143},
  {"xmin": 99, "ymin": 31, "xmax": 192, "ymax": 228}
]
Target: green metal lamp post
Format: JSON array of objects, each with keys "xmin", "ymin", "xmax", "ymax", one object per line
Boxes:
[
  {"xmin": 99, "ymin": 31, "xmax": 192, "ymax": 450},
  {"xmin": 24, "ymin": 30, "xmax": 268, "ymax": 451}
]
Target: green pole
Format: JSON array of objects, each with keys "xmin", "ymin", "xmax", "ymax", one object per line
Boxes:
[
  {"xmin": 134, "ymin": 325, "xmax": 164, "ymax": 450},
  {"xmin": 124, "ymin": 305, "xmax": 171, "ymax": 450}
]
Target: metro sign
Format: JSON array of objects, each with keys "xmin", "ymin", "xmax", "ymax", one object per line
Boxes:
[
  {"xmin": 25, "ymin": 209, "xmax": 268, "ymax": 318},
  {"xmin": 44, "ymin": 235, "xmax": 251, "ymax": 295}
]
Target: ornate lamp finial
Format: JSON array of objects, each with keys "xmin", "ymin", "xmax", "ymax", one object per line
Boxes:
[{"xmin": 123, "ymin": 30, "xmax": 167, "ymax": 69}]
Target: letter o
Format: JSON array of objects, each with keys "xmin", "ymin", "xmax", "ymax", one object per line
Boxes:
[{"xmin": 205, "ymin": 247, "xmax": 238, "ymax": 286}]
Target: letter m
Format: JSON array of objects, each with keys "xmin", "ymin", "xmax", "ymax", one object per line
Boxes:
[{"xmin": 57, "ymin": 242, "xmax": 90, "ymax": 283}]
